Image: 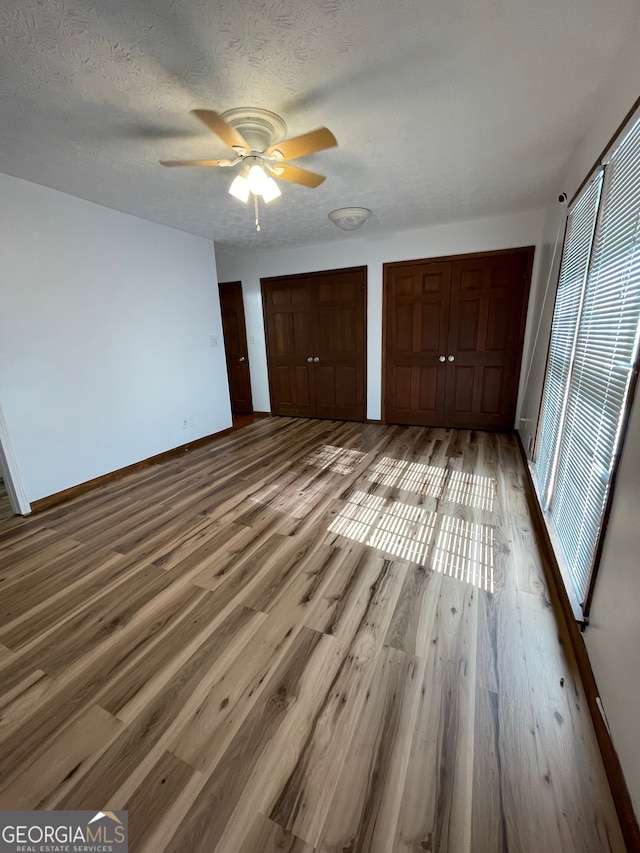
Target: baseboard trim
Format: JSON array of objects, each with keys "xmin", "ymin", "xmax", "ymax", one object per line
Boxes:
[
  {"xmin": 515, "ymin": 434, "xmax": 640, "ymax": 851},
  {"xmin": 31, "ymin": 428, "xmax": 235, "ymax": 514}
]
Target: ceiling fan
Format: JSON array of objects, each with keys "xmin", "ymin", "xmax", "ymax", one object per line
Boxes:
[{"xmin": 160, "ymin": 108, "xmax": 338, "ymax": 213}]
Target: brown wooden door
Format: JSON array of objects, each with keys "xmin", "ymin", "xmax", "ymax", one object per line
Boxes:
[
  {"xmin": 314, "ymin": 268, "xmax": 366, "ymax": 421},
  {"xmin": 262, "ymin": 267, "xmax": 366, "ymax": 421},
  {"xmin": 384, "ymin": 262, "xmax": 451, "ymax": 426},
  {"xmin": 384, "ymin": 248, "xmax": 533, "ymax": 430},
  {"xmin": 262, "ymin": 278, "xmax": 316, "ymax": 418},
  {"xmin": 219, "ymin": 281, "xmax": 253, "ymax": 414},
  {"xmin": 445, "ymin": 252, "xmax": 531, "ymax": 429}
]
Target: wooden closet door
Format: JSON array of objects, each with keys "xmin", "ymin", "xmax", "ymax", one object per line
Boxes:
[
  {"xmin": 384, "ymin": 262, "xmax": 451, "ymax": 426},
  {"xmin": 445, "ymin": 252, "xmax": 530, "ymax": 429},
  {"xmin": 384, "ymin": 248, "xmax": 532, "ymax": 430},
  {"xmin": 314, "ymin": 268, "xmax": 366, "ymax": 421},
  {"xmin": 262, "ymin": 278, "xmax": 316, "ymax": 417},
  {"xmin": 262, "ymin": 267, "xmax": 367, "ymax": 420}
]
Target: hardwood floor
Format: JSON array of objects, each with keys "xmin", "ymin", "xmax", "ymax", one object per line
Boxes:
[{"xmin": 0, "ymin": 417, "xmax": 625, "ymax": 852}]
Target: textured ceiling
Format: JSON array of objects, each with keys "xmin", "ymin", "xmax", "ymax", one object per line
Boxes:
[{"xmin": 0, "ymin": 0, "xmax": 638, "ymax": 253}]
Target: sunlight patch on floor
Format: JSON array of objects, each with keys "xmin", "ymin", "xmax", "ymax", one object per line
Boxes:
[
  {"xmin": 433, "ymin": 516, "xmax": 494, "ymax": 591},
  {"xmin": 443, "ymin": 470, "xmax": 496, "ymax": 511},
  {"xmin": 304, "ymin": 444, "xmax": 368, "ymax": 475},
  {"xmin": 328, "ymin": 492, "xmax": 388, "ymax": 546},
  {"xmin": 366, "ymin": 501, "xmax": 437, "ymax": 564},
  {"xmin": 365, "ymin": 456, "xmax": 497, "ymax": 513},
  {"xmin": 367, "ymin": 457, "xmax": 448, "ymax": 497},
  {"xmin": 328, "ymin": 491, "xmax": 436, "ymax": 563},
  {"xmin": 328, "ymin": 490, "xmax": 494, "ymax": 590}
]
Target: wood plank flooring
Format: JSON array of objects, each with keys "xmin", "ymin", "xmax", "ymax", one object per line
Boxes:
[{"xmin": 0, "ymin": 417, "xmax": 626, "ymax": 852}]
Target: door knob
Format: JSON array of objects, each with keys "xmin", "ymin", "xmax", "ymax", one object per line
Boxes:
[
  {"xmin": 239, "ymin": 356, "xmax": 246, "ymax": 362},
  {"xmin": 307, "ymin": 356, "xmax": 313, "ymax": 362},
  {"xmin": 438, "ymin": 355, "xmax": 446, "ymax": 362},
  {"xmin": 313, "ymin": 356, "xmax": 320, "ymax": 363},
  {"xmin": 448, "ymin": 355, "xmax": 455, "ymax": 362}
]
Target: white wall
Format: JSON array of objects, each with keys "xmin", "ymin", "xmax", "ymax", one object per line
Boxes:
[
  {"xmin": 216, "ymin": 208, "xmax": 545, "ymax": 420},
  {"xmin": 517, "ymin": 22, "xmax": 640, "ymax": 816},
  {"xmin": 0, "ymin": 173, "xmax": 231, "ymax": 505}
]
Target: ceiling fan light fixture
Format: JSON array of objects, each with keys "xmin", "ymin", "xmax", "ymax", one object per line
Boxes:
[
  {"xmin": 261, "ymin": 176, "xmax": 282, "ymax": 203},
  {"xmin": 228, "ymin": 159, "xmax": 281, "ymax": 204},
  {"xmin": 247, "ymin": 162, "xmax": 269, "ymax": 195},
  {"xmin": 328, "ymin": 207, "xmax": 371, "ymax": 231},
  {"xmin": 228, "ymin": 173, "xmax": 250, "ymax": 203}
]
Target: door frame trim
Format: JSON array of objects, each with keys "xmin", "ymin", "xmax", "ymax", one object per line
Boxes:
[{"xmin": 382, "ymin": 246, "xmax": 535, "ymax": 426}]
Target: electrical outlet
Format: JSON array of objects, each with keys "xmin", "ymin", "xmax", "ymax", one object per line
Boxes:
[
  {"xmin": 182, "ymin": 419, "xmax": 188, "ymax": 430},
  {"xmin": 249, "ymin": 335, "xmax": 255, "ymax": 345},
  {"xmin": 209, "ymin": 335, "xmax": 218, "ymax": 348}
]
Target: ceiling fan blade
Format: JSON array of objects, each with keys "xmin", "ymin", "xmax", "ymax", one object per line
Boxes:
[
  {"xmin": 273, "ymin": 164, "xmax": 326, "ymax": 188},
  {"xmin": 267, "ymin": 127, "xmax": 337, "ymax": 161},
  {"xmin": 160, "ymin": 159, "xmax": 232, "ymax": 167},
  {"xmin": 191, "ymin": 109, "xmax": 250, "ymax": 152}
]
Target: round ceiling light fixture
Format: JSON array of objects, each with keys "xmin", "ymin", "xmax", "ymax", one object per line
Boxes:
[{"xmin": 328, "ymin": 207, "xmax": 371, "ymax": 231}]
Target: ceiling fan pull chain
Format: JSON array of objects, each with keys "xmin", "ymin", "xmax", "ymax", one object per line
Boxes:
[{"xmin": 254, "ymin": 194, "xmax": 261, "ymax": 232}]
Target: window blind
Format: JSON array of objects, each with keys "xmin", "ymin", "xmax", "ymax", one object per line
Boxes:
[
  {"xmin": 551, "ymin": 115, "xmax": 640, "ymax": 605},
  {"xmin": 535, "ymin": 174, "xmax": 603, "ymax": 502},
  {"xmin": 533, "ymin": 107, "xmax": 640, "ymax": 612}
]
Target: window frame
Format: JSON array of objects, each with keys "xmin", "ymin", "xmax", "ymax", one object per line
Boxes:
[{"xmin": 534, "ymin": 103, "xmax": 640, "ymax": 620}]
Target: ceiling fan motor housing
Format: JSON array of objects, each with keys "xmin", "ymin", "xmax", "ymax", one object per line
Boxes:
[{"xmin": 220, "ymin": 108, "xmax": 287, "ymax": 154}]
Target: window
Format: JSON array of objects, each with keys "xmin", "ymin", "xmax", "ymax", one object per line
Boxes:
[{"xmin": 535, "ymin": 108, "xmax": 640, "ymax": 615}]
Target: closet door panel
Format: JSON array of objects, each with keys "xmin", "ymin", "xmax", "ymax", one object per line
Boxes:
[
  {"xmin": 316, "ymin": 365, "xmax": 358, "ymax": 408},
  {"xmin": 446, "ymin": 252, "xmax": 530, "ymax": 429},
  {"xmin": 263, "ymin": 267, "xmax": 366, "ymax": 421},
  {"xmin": 314, "ymin": 268, "xmax": 366, "ymax": 421},
  {"xmin": 384, "ymin": 249, "xmax": 532, "ymax": 429},
  {"xmin": 270, "ymin": 365, "xmax": 313, "ymax": 413},
  {"xmin": 481, "ymin": 366, "xmax": 504, "ymax": 414},
  {"xmin": 385, "ymin": 263, "xmax": 451, "ymax": 426},
  {"xmin": 262, "ymin": 279, "xmax": 316, "ymax": 417},
  {"xmin": 449, "ymin": 364, "xmax": 476, "ymax": 414}
]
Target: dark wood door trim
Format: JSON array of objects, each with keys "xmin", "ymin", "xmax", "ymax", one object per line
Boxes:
[
  {"xmin": 384, "ymin": 245, "xmax": 536, "ymax": 269},
  {"xmin": 261, "ymin": 265, "xmax": 368, "ymax": 286}
]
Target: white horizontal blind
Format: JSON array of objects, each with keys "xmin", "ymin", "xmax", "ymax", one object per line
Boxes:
[
  {"xmin": 535, "ymin": 175, "xmax": 603, "ymax": 502},
  {"xmin": 551, "ymin": 114, "xmax": 640, "ymax": 605}
]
